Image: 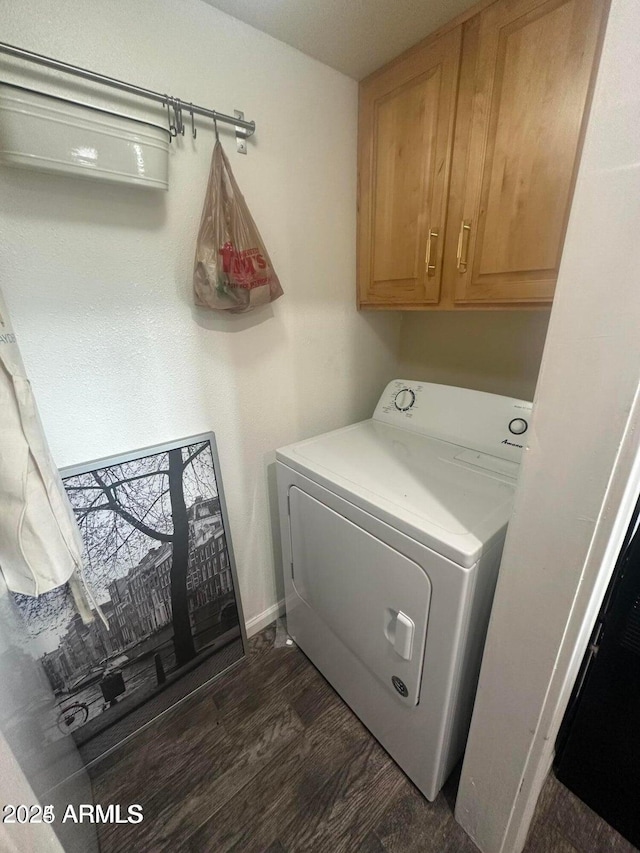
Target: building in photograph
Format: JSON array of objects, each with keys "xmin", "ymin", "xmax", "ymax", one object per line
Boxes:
[
  {"xmin": 187, "ymin": 497, "xmax": 234, "ymax": 642},
  {"xmin": 41, "ymin": 648, "xmax": 73, "ymax": 693},
  {"xmin": 42, "ymin": 499, "xmax": 234, "ymax": 689}
]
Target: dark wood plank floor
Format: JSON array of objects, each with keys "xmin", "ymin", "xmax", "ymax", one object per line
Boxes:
[{"xmin": 90, "ymin": 625, "xmax": 637, "ymax": 853}]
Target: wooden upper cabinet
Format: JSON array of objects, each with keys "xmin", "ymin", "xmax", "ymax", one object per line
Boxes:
[
  {"xmin": 451, "ymin": 0, "xmax": 608, "ymax": 304},
  {"xmin": 357, "ymin": 27, "xmax": 462, "ymax": 308},
  {"xmin": 357, "ymin": 0, "xmax": 609, "ymax": 310}
]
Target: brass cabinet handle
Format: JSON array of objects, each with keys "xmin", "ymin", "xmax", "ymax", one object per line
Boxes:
[
  {"xmin": 456, "ymin": 220, "xmax": 471, "ymax": 272},
  {"xmin": 425, "ymin": 228, "xmax": 439, "ymax": 277}
]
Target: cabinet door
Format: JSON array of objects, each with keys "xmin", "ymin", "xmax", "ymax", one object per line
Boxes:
[
  {"xmin": 451, "ymin": 0, "xmax": 607, "ymax": 304},
  {"xmin": 358, "ymin": 27, "xmax": 462, "ymax": 308}
]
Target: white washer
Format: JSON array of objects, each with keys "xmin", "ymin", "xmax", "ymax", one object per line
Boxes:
[{"xmin": 276, "ymin": 380, "xmax": 532, "ymax": 800}]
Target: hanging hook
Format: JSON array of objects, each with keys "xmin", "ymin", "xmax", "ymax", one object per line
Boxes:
[
  {"xmin": 163, "ymin": 96, "xmax": 177, "ymax": 140},
  {"xmin": 212, "ymin": 111, "xmax": 219, "ymax": 143},
  {"xmin": 173, "ymin": 97, "xmax": 184, "ymax": 136},
  {"xmin": 189, "ymin": 103, "xmax": 197, "ymax": 139}
]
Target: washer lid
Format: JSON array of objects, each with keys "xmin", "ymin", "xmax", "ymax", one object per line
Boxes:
[{"xmin": 276, "ymin": 419, "xmax": 519, "ymax": 567}]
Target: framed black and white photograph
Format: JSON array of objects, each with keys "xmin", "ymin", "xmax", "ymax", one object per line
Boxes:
[{"xmin": 12, "ymin": 433, "xmax": 246, "ymax": 764}]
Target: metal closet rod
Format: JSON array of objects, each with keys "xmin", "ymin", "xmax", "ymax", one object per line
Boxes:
[{"xmin": 0, "ymin": 41, "xmax": 256, "ymax": 137}]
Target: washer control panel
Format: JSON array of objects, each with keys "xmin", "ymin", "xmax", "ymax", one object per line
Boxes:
[
  {"xmin": 378, "ymin": 380, "xmax": 425, "ymax": 421},
  {"xmin": 373, "ymin": 379, "xmax": 533, "ymax": 464},
  {"xmin": 508, "ymin": 417, "xmax": 528, "ymax": 435},
  {"xmin": 393, "ymin": 388, "xmax": 416, "ymax": 411}
]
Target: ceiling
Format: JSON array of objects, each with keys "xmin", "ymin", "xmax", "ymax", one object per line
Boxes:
[{"xmin": 202, "ymin": 0, "xmax": 479, "ymax": 80}]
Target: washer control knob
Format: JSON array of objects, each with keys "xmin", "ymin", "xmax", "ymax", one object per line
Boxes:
[
  {"xmin": 509, "ymin": 418, "xmax": 528, "ymax": 435},
  {"xmin": 394, "ymin": 388, "xmax": 416, "ymax": 411}
]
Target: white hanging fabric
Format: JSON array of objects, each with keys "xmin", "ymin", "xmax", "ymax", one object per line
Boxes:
[{"xmin": 0, "ymin": 288, "xmax": 93, "ymax": 617}]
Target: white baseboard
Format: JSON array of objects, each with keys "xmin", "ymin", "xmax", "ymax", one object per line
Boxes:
[{"xmin": 245, "ymin": 598, "xmax": 285, "ymax": 638}]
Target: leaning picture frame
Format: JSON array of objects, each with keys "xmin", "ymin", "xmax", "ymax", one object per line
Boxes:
[{"xmin": 12, "ymin": 432, "xmax": 246, "ymax": 767}]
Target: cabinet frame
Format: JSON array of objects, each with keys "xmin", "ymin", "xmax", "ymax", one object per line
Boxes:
[{"xmin": 357, "ymin": 0, "xmax": 610, "ymax": 311}]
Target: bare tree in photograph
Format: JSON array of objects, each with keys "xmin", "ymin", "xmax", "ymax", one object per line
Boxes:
[{"xmin": 65, "ymin": 441, "xmax": 213, "ymax": 667}]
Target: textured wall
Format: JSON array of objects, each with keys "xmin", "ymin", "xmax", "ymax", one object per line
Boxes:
[{"xmin": 0, "ymin": 0, "xmax": 401, "ymax": 629}]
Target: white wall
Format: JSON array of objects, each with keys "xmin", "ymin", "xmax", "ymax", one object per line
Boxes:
[
  {"xmin": 398, "ymin": 311, "xmax": 550, "ymax": 401},
  {"xmin": 455, "ymin": 0, "xmax": 640, "ymax": 849},
  {"xmin": 0, "ymin": 0, "xmax": 401, "ymax": 630}
]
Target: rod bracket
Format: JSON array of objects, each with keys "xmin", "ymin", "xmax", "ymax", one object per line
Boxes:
[{"xmin": 234, "ymin": 110, "xmax": 249, "ymax": 154}]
